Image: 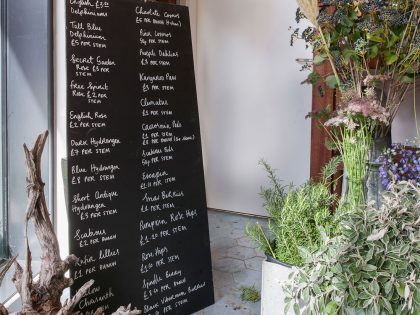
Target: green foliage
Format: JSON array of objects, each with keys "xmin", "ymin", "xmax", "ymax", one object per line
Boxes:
[
  {"xmin": 272, "ymin": 180, "xmax": 336, "ymax": 266},
  {"xmin": 240, "ymin": 285, "xmax": 261, "ymax": 303},
  {"xmin": 325, "ymin": 75, "xmax": 339, "ymax": 89},
  {"xmin": 245, "ymin": 222, "xmax": 276, "ymax": 259},
  {"xmin": 325, "ymin": 138, "xmax": 337, "ymax": 151},
  {"xmin": 321, "ymin": 156, "xmax": 342, "ymax": 184},
  {"xmin": 313, "ymin": 54, "xmax": 326, "ymax": 66},
  {"xmin": 246, "ymin": 159, "xmax": 339, "ymax": 266},
  {"xmin": 284, "ymin": 182, "xmax": 420, "ymax": 315},
  {"xmin": 303, "ymin": 71, "xmax": 322, "ymax": 85}
]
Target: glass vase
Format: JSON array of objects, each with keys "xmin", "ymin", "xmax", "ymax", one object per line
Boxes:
[{"xmin": 366, "ymin": 132, "xmax": 392, "ymax": 208}]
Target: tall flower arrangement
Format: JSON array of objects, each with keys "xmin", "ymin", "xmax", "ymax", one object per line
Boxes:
[
  {"xmin": 294, "ymin": 0, "xmax": 419, "ymax": 207},
  {"xmin": 294, "ymin": 1, "xmax": 419, "ymax": 137}
]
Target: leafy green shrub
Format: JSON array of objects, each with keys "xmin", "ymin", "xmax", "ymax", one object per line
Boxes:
[
  {"xmin": 246, "ymin": 158, "xmax": 340, "ymax": 266},
  {"xmin": 284, "ymin": 182, "xmax": 420, "ymax": 315}
]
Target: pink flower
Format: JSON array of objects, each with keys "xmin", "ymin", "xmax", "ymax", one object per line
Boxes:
[
  {"xmin": 325, "ymin": 93, "xmax": 390, "ymax": 129},
  {"xmin": 324, "ymin": 115, "xmax": 348, "ymax": 127},
  {"xmin": 343, "ymin": 97, "xmax": 390, "ymax": 125}
]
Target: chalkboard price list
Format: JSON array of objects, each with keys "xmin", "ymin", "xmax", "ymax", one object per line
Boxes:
[{"xmin": 66, "ymin": 1, "xmax": 214, "ymax": 315}]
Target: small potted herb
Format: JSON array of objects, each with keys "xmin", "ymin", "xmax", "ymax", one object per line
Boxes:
[{"xmin": 246, "ymin": 158, "xmax": 340, "ymax": 314}]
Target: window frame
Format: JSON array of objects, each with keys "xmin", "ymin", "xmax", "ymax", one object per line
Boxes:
[{"xmin": 0, "ymin": 0, "xmax": 8, "ymax": 265}]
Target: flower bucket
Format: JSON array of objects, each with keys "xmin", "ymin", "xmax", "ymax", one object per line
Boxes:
[{"xmin": 261, "ymin": 257, "xmax": 293, "ymax": 315}]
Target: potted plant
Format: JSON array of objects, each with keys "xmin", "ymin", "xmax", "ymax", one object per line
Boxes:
[
  {"xmin": 284, "ymin": 181, "xmax": 420, "ymax": 315},
  {"xmin": 246, "ymin": 158, "xmax": 340, "ymax": 314}
]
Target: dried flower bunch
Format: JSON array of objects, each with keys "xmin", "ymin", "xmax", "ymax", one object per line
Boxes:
[
  {"xmin": 294, "ymin": 0, "xmax": 420, "ymax": 137},
  {"xmin": 284, "ymin": 182, "xmax": 420, "ymax": 315}
]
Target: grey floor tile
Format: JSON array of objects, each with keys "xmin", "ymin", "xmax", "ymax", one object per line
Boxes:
[
  {"xmin": 212, "ymin": 270, "xmax": 235, "ymax": 289},
  {"xmin": 213, "ymin": 257, "xmax": 246, "ymax": 273},
  {"xmin": 245, "ymin": 256, "xmax": 265, "ymax": 272},
  {"xmin": 221, "ymin": 246, "xmax": 258, "ymax": 260},
  {"xmin": 232, "ymin": 269, "xmax": 261, "ymax": 288},
  {"xmin": 237, "ymin": 236, "xmax": 258, "ymax": 249},
  {"xmin": 193, "ymin": 209, "xmax": 267, "ymax": 315}
]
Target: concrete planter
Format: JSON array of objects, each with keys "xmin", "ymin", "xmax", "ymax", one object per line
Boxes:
[{"xmin": 261, "ymin": 257, "xmax": 293, "ymax": 315}]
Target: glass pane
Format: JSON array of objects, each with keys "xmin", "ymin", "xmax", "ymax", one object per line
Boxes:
[
  {"xmin": 0, "ymin": 0, "xmax": 51, "ymax": 303},
  {"xmin": 6, "ymin": 0, "xmax": 51, "ymax": 263}
]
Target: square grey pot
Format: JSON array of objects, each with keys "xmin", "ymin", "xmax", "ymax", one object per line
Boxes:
[{"xmin": 261, "ymin": 257, "xmax": 293, "ymax": 315}]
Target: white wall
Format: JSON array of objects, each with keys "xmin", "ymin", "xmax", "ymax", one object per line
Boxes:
[
  {"xmin": 195, "ymin": 0, "xmax": 312, "ymax": 216},
  {"xmin": 392, "ymin": 89, "xmax": 420, "ymax": 144}
]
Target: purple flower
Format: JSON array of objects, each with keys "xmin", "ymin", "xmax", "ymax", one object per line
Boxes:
[{"xmin": 379, "ymin": 143, "xmax": 420, "ymax": 189}]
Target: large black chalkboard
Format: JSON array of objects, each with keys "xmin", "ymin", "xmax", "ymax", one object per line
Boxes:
[{"xmin": 66, "ymin": 1, "xmax": 214, "ymax": 314}]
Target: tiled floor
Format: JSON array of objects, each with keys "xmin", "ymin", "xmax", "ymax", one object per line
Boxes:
[{"xmin": 194, "ymin": 210, "xmax": 268, "ymax": 315}]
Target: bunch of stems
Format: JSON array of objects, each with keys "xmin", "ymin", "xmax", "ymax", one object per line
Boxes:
[{"xmin": 325, "ymin": 119, "xmax": 376, "ymax": 210}]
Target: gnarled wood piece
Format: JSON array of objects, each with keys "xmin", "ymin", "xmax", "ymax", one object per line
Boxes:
[
  {"xmin": 6, "ymin": 132, "xmax": 139, "ymax": 315},
  {"xmin": 0, "ymin": 304, "xmax": 8, "ymax": 315},
  {"xmin": 11, "ymin": 131, "xmax": 77, "ymax": 315},
  {"xmin": 57, "ymin": 280, "xmax": 94, "ymax": 315},
  {"xmin": 0, "ymin": 257, "xmax": 17, "ymax": 315},
  {"xmin": 111, "ymin": 305, "xmax": 141, "ymax": 315},
  {"xmin": 20, "ymin": 240, "xmax": 34, "ymax": 314},
  {"xmin": 0, "ymin": 257, "xmax": 16, "ymax": 285}
]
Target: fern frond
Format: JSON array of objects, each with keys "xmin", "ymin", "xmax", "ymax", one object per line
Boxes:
[{"xmin": 321, "ymin": 156, "xmax": 342, "ymax": 184}]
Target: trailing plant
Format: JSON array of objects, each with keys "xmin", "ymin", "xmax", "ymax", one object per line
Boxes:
[
  {"xmin": 284, "ymin": 182, "xmax": 420, "ymax": 315},
  {"xmin": 293, "ymin": 0, "xmax": 419, "ymax": 137},
  {"xmin": 379, "ymin": 143, "xmax": 420, "ymax": 189},
  {"xmin": 246, "ymin": 158, "xmax": 340, "ymax": 266}
]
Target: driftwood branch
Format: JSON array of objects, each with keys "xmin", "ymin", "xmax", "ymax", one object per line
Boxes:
[
  {"xmin": 111, "ymin": 305, "xmax": 141, "ymax": 315},
  {"xmin": 0, "ymin": 257, "xmax": 16, "ymax": 285},
  {"xmin": 10, "ymin": 131, "xmax": 75, "ymax": 315},
  {"xmin": 0, "ymin": 257, "xmax": 17, "ymax": 315},
  {"xmin": 57, "ymin": 280, "xmax": 94, "ymax": 315},
  {"xmin": 2, "ymin": 132, "xmax": 141, "ymax": 315},
  {"xmin": 0, "ymin": 305, "xmax": 8, "ymax": 315}
]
